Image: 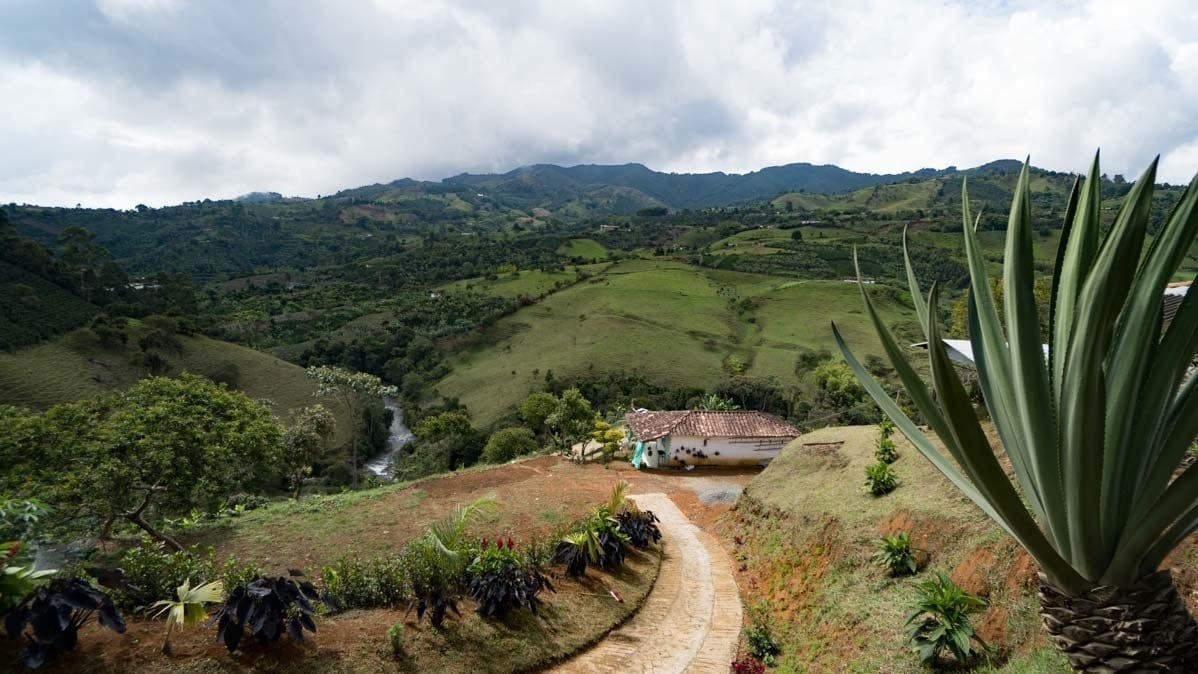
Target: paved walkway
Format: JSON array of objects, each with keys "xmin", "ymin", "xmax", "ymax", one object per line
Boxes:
[{"xmin": 550, "ymin": 493, "xmax": 743, "ymax": 673}]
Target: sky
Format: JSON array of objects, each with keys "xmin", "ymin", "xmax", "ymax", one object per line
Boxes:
[{"xmin": 2, "ymin": 0, "xmax": 1197, "ymax": 208}]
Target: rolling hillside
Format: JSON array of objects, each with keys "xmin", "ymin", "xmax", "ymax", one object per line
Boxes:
[
  {"xmin": 434, "ymin": 259, "xmax": 915, "ymax": 425},
  {"xmin": 0, "ymin": 328, "xmax": 353, "ymax": 444}
]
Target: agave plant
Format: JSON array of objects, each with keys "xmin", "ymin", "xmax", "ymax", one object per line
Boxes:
[
  {"xmin": 835, "ymin": 154, "xmax": 1198, "ymax": 669},
  {"xmin": 151, "ymin": 578, "xmax": 223, "ymax": 653}
]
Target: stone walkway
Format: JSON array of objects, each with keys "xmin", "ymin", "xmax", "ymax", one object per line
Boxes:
[{"xmin": 549, "ymin": 493, "xmax": 743, "ymax": 673}]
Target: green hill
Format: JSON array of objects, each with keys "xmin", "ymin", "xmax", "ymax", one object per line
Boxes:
[
  {"xmin": 434, "ymin": 259, "xmax": 915, "ymax": 425},
  {"xmin": 728, "ymin": 425, "xmax": 1087, "ymax": 672},
  {"xmin": 0, "ymin": 328, "xmax": 352, "ymax": 444},
  {"xmin": 0, "ymin": 260, "xmax": 98, "ymax": 350}
]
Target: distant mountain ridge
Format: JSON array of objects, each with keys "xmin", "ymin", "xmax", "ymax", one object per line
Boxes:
[{"xmin": 438, "ymin": 161, "xmax": 942, "ymax": 209}]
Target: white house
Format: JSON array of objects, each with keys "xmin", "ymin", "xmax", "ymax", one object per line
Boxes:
[
  {"xmin": 625, "ymin": 410, "xmax": 800, "ymax": 468},
  {"xmin": 915, "ymin": 281, "xmax": 1191, "ymax": 368}
]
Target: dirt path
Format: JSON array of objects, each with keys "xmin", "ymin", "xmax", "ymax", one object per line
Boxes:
[{"xmin": 550, "ymin": 492, "xmax": 743, "ymax": 673}]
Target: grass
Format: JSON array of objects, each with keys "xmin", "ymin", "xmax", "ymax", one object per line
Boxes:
[
  {"xmin": 435, "ymin": 259, "xmax": 914, "ymax": 425},
  {"xmin": 440, "ymin": 264, "xmax": 606, "ymax": 299},
  {"xmin": 557, "ymin": 238, "xmax": 609, "ymax": 260},
  {"xmin": 0, "ymin": 327, "xmax": 353, "ymax": 444},
  {"xmin": 728, "ymin": 425, "xmax": 1074, "ymax": 673}
]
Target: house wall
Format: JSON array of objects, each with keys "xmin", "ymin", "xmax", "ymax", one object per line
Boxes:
[{"xmin": 664, "ymin": 434, "xmax": 791, "ymax": 466}]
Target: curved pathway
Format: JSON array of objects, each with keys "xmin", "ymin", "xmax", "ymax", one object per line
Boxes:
[{"xmin": 550, "ymin": 493, "xmax": 743, "ymax": 673}]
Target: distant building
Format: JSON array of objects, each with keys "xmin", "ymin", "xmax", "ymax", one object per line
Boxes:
[
  {"xmin": 625, "ymin": 410, "xmax": 800, "ymax": 468},
  {"xmin": 916, "ymin": 281, "xmax": 1190, "ymax": 367}
]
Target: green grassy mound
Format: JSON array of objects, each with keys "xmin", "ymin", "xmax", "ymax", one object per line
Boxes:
[
  {"xmin": 557, "ymin": 237, "xmax": 609, "ymax": 260},
  {"xmin": 727, "ymin": 425, "xmax": 1074, "ymax": 672}
]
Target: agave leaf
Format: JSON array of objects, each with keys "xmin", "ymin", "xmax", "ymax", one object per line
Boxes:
[
  {"xmin": 1061, "ymin": 158, "xmax": 1158, "ymax": 577},
  {"xmin": 1052, "ymin": 152, "xmax": 1102, "ymax": 406},
  {"xmin": 1001, "ymin": 161, "xmax": 1059, "ymax": 538}
]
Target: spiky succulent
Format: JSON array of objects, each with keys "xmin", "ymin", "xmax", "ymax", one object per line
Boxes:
[{"xmin": 835, "ymin": 154, "xmax": 1198, "ymax": 593}]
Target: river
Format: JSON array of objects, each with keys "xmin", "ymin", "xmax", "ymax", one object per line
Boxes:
[{"xmin": 364, "ymin": 396, "xmax": 414, "ymax": 478}]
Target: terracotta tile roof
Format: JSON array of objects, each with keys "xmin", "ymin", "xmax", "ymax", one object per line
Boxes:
[
  {"xmin": 1163, "ymin": 281, "xmax": 1190, "ymax": 333},
  {"xmin": 624, "ymin": 410, "xmax": 800, "ymax": 441}
]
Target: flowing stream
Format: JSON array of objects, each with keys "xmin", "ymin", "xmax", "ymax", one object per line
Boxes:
[{"xmin": 364, "ymin": 396, "xmax": 414, "ymax": 478}]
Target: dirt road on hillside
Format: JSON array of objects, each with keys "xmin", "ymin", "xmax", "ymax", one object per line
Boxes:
[{"xmin": 549, "ymin": 492, "xmax": 743, "ymax": 673}]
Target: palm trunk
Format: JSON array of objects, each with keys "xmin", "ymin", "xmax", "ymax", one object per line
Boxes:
[{"xmin": 1038, "ymin": 571, "xmax": 1198, "ymax": 671}]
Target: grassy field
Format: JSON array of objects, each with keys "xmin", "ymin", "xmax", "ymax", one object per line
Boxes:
[
  {"xmin": 0, "ymin": 328, "xmax": 353, "ymax": 443},
  {"xmin": 434, "ymin": 259, "xmax": 914, "ymax": 425},
  {"xmin": 724, "ymin": 424, "xmax": 1198, "ymax": 672},
  {"xmin": 440, "ymin": 264, "xmax": 608, "ymax": 299},
  {"xmin": 557, "ymin": 237, "xmax": 609, "ymax": 260}
]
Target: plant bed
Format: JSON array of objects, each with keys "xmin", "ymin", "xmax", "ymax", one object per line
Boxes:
[{"xmin": 0, "ymin": 548, "xmax": 662, "ymax": 674}]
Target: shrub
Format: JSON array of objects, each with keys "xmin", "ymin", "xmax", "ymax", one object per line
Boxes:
[
  {"xmin": 874, "ymin": 436, "xmax": 899, "ymax": 464},
  {"xmin": 387, "ymin": 621, "xmax": 405, "ymax": 656},
  {"xmin": 466, "ymin": 538, "xmax": 554, "ymax": 618},
  {"xmin": 872, "ymin": 531, "xmax": 919, "ymax": 576},
  {"xmin": 205, "ymin": 361, "xmax": 241, "ymax": 387},
  {"xmin": 482, "ymin": 426, "xmax": 539, "ymax": 464},
  {"xmin": 731, "ymin": 657, "xmax": 766, "ymax": 674},
  {"xmin": 554, "ymin": 532, "xmax": 595, "ymax": 577},
  {"xmin": 4, "ymin": 577, "xmax": 126, "ymax": 669},
  {"xmin": 108, "ymin": 542, "xmax": 261, "ymax": 612},
  {"xmin": 1, "ymin": 542, "xmax": 55, "ymax": 614},
  {"xmin": 905, "ymin": 572, "xmax": 988, "ymax": 665},
  {"xmin": 615, "ymin": 507, "xmax": 661, "ymax": 549},
  {"xmin": 744, "ymin": 604, "xmax": 781, "ymax": 666},
  {"xmin": 320, "ymin": 554, "xmax": 407, "ymax": 609},
  {"xmin": 215, "ymin": 574, "xmax": 331, "ymax": 653},
  {"xmin": 864, "ymin": 461, "xmax": 898, "ymax": 495},
  {"xmin": 402, "ymin": 497, "xmax": 494, "ymax": 628}
]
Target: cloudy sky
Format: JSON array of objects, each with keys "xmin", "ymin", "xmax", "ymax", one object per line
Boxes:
[{"xmin": 2, "ymin": 0, "xmax": 1196, "ymax": 208}]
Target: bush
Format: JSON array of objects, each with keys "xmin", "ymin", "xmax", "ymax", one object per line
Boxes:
[
  {"xmin": 615, "ymin": 507, "xmax": 661, "ymax": 549},
  {"xmin": 744, "ymin": 604, "xmax": 781, "ymax": 666},
  {"xmin": 205, "ymin": 361, "xmax": 241, "ymax": 387},
  {"xmin": 864, "ymin": 461, "xmax": 898, "ymax": 495},
  {"xmin": 215, "ymin": 574, "xmax": 331, "ymax": 653},
  {"xmin": 466, "ymin": 538, "xmax": 554, "ymax": 618},
  {"xmin": 109, "ymin": 542, "xmax": 261, "ymax": 612},
  {"xmin": 320, "ymin": 555, "xmax": 407, "ymax": 609},
  {"xmin": 906, "ymin": 572, "xmax": 987, "ymax": 665},
  {"xmin": 4, "ymin": 577, "xmax": 126, "ymax": 669},
  {"xmin": 731, "ymin": 657, "xmax": 766, "ymax": 674},
  {"xmin": 387, "ymin": 621, "xmax": 405, "ymax": 656},
  {"xmin": 872, "ymin": 531, "xmax": 919, "ymax": 576},
  {"xmin": 874, "ymin": 436, "xmax": 899, "ymax": 463},
  {"xmin": 482, "ymin": 426, "xmax": 539, "ymax": 464}
]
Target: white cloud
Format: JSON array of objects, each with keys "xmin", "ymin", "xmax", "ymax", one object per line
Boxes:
[{"xmin": 0, "ymin": 0, "xmax": 1195, "ymax": 207}]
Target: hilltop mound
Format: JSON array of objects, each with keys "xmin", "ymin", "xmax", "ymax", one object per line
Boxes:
[{"xmin": 724, "ymin": 425, "xmax": 1167, "ymax": 672}]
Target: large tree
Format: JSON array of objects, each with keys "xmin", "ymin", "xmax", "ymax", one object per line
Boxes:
[
  {"xmin": 306, "ymin": 365, "xmax": 397, "ymax": 488},
  {"xmin": 281, "ymin": 404, "xmax": 335, "ymax": 500},
  {"xmin": 837, "ymin": 156, "xmax": 1198, "ymax": 670},
  {"xmin": 0, "ymin": 374, "xmax": 281, "ymax": 550}
]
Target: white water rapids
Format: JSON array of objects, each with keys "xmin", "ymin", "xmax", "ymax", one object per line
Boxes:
[{"xmin": 363, "ymin": 396, "xmax": 414, "ymax": 478}]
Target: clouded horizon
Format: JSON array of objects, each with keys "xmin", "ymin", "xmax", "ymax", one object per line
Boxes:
[{"xmin": 2, "ymin": 0, "xmax": 1197, "ymax": 208}]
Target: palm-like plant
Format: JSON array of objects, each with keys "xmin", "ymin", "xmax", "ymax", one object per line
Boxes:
[
  {"xmin": 150, "ymin": 578, "xmax": 223, "ymax": 653},
  {"xmin": 835, "ymin": 154, "xmax": 1198, "ymax": 670}
]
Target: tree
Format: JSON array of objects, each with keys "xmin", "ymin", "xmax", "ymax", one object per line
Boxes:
[
  {"xmin": 1, "ymin": 375, "xmax": 281, "ymax": 551},
  {"xmin": 547, "ymin": 388, "xmax": 596, "ymax": 455},
  {"xmin": 590, "ymin": 420, "xmax": 623, "ymax": 466},
  {"xmin": 520, "ymin": 392, "xmax": 558, "ymax": 437},
  {"xmin": 696, "ymin": 393, "xmax": 739, "ymax": 411},
  {"xmin": 306, "ymin": 365, "xmax": 397, "ymax": 488},
  {"xmin": 57, "ymin": 226, "xmax": 108, "ymax": 302},
  {"xmin": 281, "ymin": 405, "xmax": 335, "ymax": 500},
  {"xmin": 790, "ymin": 228, "xmax": 802, "ymax": 241},
  {"xmin": 836, "ymin": 157, "xmax": 1198, "ymax": 668},
  {"xmin": 482, "ymin": 427, "xmax": 538, "ymax": 464}
]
